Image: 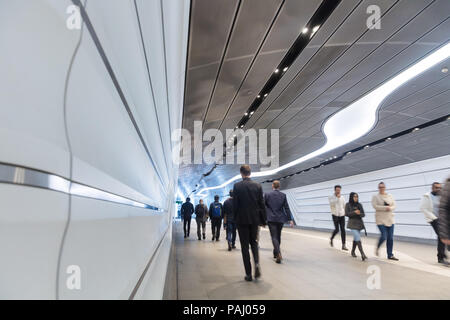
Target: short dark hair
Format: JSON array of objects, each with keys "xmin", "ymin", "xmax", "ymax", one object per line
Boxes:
[
  {"xmin": 240, "ymin": 165, "xmax": 251, "ymax": 176},
  {"xmin": 229, "ymin": 190, "xmax": 233, "ymax": 197},
  {"xmin": 432, "ymin": 182, "xmax": 441, "ymax": 187},
  {"xmin": 186, "ymin": 197, "xmax": 191, "ymax": 202},
  {"xmin": 272, "ymin": 180, "xmax": 281, "ymax": 189},
  {"xmin": 378, "ymin": 181, "xmax": 385, "ymax": 187},
  {"xmin": 214, "ymin": 195, "xmax": 219, "ymax": 201},
  {"xmin": 334, "ymin": 185, "xmax": 341, "ymax": 190}
]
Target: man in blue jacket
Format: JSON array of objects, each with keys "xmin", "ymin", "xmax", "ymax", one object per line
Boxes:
[
  {"xmin": 264, "ymin": 180, "xmax": 294, "ymax": 263},
  {"xmin": 209, "ymin": 195, "xmax": 223, "ymax": 241},
  {"xmin": 181, "ymin": 197, "xmax": 194, "ymax": 238}
]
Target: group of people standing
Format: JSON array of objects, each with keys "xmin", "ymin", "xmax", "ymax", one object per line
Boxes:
[{"xmin": 180, "ymin": 164, "xmax": 294, "ymax": 281}]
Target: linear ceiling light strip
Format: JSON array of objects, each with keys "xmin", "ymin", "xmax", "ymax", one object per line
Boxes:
[
  {"xmin": 0, "ymin": 162, "xmax": 163, "ymax": 211},
  {"xmin": 196, "ymin": 42, "xmax": 450, "ymax": 196}
]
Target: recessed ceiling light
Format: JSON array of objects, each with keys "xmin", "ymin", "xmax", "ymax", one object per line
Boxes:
[
  {"xmin": 283, "ymin": 67, "xmax": 288, "ymax": 72},
  {"xmin": 386, "ymin": 137, "xmax": 392, "ymax": 141},
  {"xmin": 312, "ymin": 25, "xmax": 320, "ymax": 33},
  {"xmin": 240, "ymin": 125, "xmax": 244, "ymax": 128},
  {"xmin": 364, "ymin": 145, "xmax": 370, "ymax": 149},
  {"xmin": 274, "ymin": 68, "xmax": 279, "ymax": 73},
  {"xmin": 257, "ymin": 95, "xmax": 261, "ymax": 98},
  {"xmin": 244, "ymin": 112, "xmax": 248, "ymax": 116},
  {"xmin": 302, "ymin": 27, "xmax": 308, "ymax": 34},
  {"xmin": 264, "ymin": 93, "xmax": 268, "ymax": 97},
  {"xmin": 346, "ymin": 151, "xmax": 352, "ymax": 155},
  {"xmin": 442, "ymin": 67, "xmax": 449, "ymax": 73},
  {"xmin": 250, "ymin": 111, "xmax": 254, "ymax": 115},
  {"xmin": 413, "ymin": 127, "xmax": 420, "ymax": 132}
]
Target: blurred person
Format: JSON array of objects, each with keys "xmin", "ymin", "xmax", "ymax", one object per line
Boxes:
[
  {"xmin": 345, "ymin": 192, "xmax": 367, "ymax": 261},
  {"xmin": 195, "ymin": 199, "xmax": 208, "ymax": 241},
  {"xmin": 264, "ymin": 180, "xmax": 294, "ymax": 264},
  {"xmin": 439, "ymin": 177, "xmax": 450, "ymax": 249},
  {"xmin": 372, "ymin": 182, "xmax": 398, "ymax": 260},
  {"xmin": 223, "ymin": 190, "xmax": 237, "ymax": 251},
  {"xmin": 233, "ymin": 165, "xmax": 266, "ymax": 281},
  {"xmin": 328, "ymin": 185, "xmax": 348, "ymax": 250},
  {"xmin": 181, "ymin": 197, "xmax": 194, "ymax": 238},
  {"xmin": 420, "ymin": 182, "xmax": 449, "ymax": 265},
  {"xmin": 209, "ymin": 195, "xmax": 223, "ymax": 241}
]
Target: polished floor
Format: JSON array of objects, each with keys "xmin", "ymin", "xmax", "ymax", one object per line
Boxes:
[{"xmin": 175, "ymin": 220, "xmax": 450, "ymax": 299}]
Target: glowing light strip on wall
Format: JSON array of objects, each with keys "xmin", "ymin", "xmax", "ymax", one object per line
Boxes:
[
  {"xmin": 196, "ymin": 42, "xmax": 450, "ymax": 197},
  {"xmin": 0, "ymin": 162, "xmax": 163, "ymax": 211}
]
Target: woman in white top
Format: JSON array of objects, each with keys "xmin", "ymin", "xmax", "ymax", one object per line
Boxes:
[{"xmin": 371, "ymin": 182, "xmax": 399, "ymax": 261}]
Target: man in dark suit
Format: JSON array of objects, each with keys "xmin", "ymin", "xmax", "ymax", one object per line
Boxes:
[
  {"xmin": 264, "ymin": 180, "xmax": 294, "ymax": 263},
  {"xmin": 233, "ymin": 165, "xmax": 266, "ymax": 281},
  {"xmin": 181, "ymin": 197, "xmax": 194, "ymax": 238}
]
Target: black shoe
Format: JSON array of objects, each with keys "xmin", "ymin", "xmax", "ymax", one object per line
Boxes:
[
  {"xmin": 254, "ymin": 265, "xmax": 261, "ymax": 279},
  {"xmin": 244, "ymin": 275, "xmax": 253, "ymax": 282},
  {"xmin": 330, "ymin": 238, "xmax": 334, "ymax": 247},
  {"xmin": 438, "ymin": 259, "xmax": 450, "ymax": 266},
  {"xmin": 342, "ymin": 244, "xmax": 348, "ymax": 251},
  {"xmin": 228, "ymin": 242, "xmax": 232, "ymax": 251},
  {"xmin": 388, "ymin": 256, "xmax": 399, "ymax": 261},
  {"xmin": 184, "ymin": 235, "xmax": 187, "ymax": 238},
  {"xmin": 203, "ymin": 234, "xmax": 206, "ymax": 240},
  {"xmin": 375, "ymin": 247, "xmax": 379, "ymax": 257},
  {"xmin": 232, "ymin": 245, "xmax": 236, "ymax": 249},
  {"xmin": 212, "ymin": 237, "xmax": 215, "ymax": 241},
  {"xmin": 216, "ymin": 238, "xmax": 219, "ymax": 242},
  {"xmin": 198, "ymin": 237, "xmax": 201, "ymax": 241}
]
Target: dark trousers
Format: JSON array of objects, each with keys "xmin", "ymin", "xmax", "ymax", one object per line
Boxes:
[
  {"xmin": 431, "ymin": 219, "xmax": 448, "ymax": 260},
  {"xmin": 196, "ymin": 219, "xmax": 206, "ymax": 239},
  {"xmin": 211, "ymin": 218, "xmax": 222, "ymax": 239},
  {"xmin": 268, "ymin": 222, "xmax": 283, "ymax": 257},
  {"xmin": 183, "ymin": 216, "xmax": 191, "ymax": 236},
  {"xmin": 226, "ymin": 222, "xmax": 237, "ymax": 245},
  {"xmin": 237, "ymin": 224, "xmax": 259, "ymax": 276},
  {"xmin": 377, "ymin": 224, "xmax": 394, "ymax": 258},
  {"xmin": 331, "ymin": 215, "xmax": 346, "ymax": 244}
]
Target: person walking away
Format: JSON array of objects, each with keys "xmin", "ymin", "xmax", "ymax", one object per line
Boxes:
[
  {"xmin": 223, "ymin": 190, "xmax": 237, "ymax": 251},
  {"xmin": 233, "ymin": 165, "xmax": 267, "ymax": 281},
  {"xmin": 439, "ymin": 177, "xmax": 450, "ymax": 257},
  {"xmin": 372, "ymin": 182, "xmax": 398, "ymax": 260},
  {"xmin": 209, "ymin": 195, "xmax": 223, "ymax": 241},
  {"xmin": 328, "ymin": 185, "xmax": 348, "ymax": 250},
  {"xmin": 264, "ymin": 180, "xmax": 294, "ymax": 263},
  {"xmin": 181, "ymin": 197, "xmax": 194, "ymax": 238},
  {"xmin": 195, "ymin": 199, "xmax": 208, "ymax": 241},
  {"xmin": 345, "ymin": 192, "xmax": 367, "ymax": 261},
  {"xmin": 420, "ymin": 182, "xmax": 449, "ymax": 265}
]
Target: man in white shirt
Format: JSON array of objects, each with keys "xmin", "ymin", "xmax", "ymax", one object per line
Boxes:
[
  {"xmin": 420, "ymin": 182, "xmax": 448, "ymax": 265},
  {"xmin": 328, "ymin": 185, "xmax": 348, "ymax": 251}
]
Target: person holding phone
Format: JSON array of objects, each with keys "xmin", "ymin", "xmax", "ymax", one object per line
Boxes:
[
  {"xmin": 345, "ymin": 192, "xmax": 367, "ymax": 261},
  {"xmin": 372, "ymin": 182, "xmax": 398, "ymax": 260}
]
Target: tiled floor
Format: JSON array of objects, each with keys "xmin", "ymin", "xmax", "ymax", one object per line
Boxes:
[{"xmin": 175, "ymin": 220, "xmax": 450, "ymax": 299}]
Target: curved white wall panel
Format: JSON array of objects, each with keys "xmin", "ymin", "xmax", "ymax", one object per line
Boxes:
[
  {"xmin": 0, "ymin": 0, "xmax": 78, "ymax": 177},
  {"xmin": 284, "ymin": 155, "xmax": 450, "ymax": 240},
  {"xmin": 0, "ymin": 184, "xmax": 69, "ymax": 299},
  {"xmin": 0, "ymin": 0, "xmax": 189, "ymax": 299}
]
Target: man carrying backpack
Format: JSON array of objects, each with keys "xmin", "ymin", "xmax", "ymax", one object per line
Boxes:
[{"xmin": 209, "ymin": 195, "xmax": 223, "ymax": 241}]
